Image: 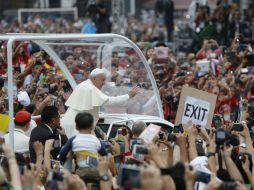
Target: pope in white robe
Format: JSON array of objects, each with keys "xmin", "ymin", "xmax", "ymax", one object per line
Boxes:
[{"xmin": 61, "ymin": 68, "xmax": 139, "ymax": 137}]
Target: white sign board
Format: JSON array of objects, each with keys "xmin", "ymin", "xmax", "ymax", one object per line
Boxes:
[
  {"xmin": 176, "ymin": 86, "xmax": 217, "ymax": 128},
  {"xmin": 181, "ymin": 96, "xmax": 210, "ymax": 126}
]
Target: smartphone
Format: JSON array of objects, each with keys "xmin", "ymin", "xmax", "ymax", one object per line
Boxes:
[
  {"xmin": 133, "ymin": 144, "xmax": 148, "ymax": 155},
  {"xmin": 51, "ymin": 96, "xmax": 58, "ymax": 107},
  {"xmin": 118, "ymin": 166, "xmax": 141, "ymax": 189},
  {"xmin": 196, "ymin": 141, "xmax": 205, "ymax": 156},
  {"xmin": 232, "ymin": 123, "xmax": 244, "ymax": 131},
  {"xmin": 130, "ymin": 139, "xmax": 143, "ymax": 151},
  {"xmin": 196, "ymin": 171, "xmax": 211, "ymax": 183}
]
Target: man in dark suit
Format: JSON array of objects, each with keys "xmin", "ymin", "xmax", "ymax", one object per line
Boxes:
[{"xmin": 29, "ymin": 106, "xmax": 68, "ymax": 162}]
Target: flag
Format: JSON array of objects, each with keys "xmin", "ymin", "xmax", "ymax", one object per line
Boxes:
[{"xmin": 0, "ymin": 114, "xmax": 10, "ymax": 133}]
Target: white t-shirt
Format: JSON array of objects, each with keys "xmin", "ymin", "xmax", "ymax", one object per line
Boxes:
[
  {"xmin": 4, "ymin": 128, "xmax": 30, "ymax": 153},
  {"xmin": 72, "ymin": 134, "xmax": 101, "ymax": 153}
]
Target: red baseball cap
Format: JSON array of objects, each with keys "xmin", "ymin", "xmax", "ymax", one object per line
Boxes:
[{"xmin": 15, "ymin": 111, "xmax": 31, "ymax": 123}]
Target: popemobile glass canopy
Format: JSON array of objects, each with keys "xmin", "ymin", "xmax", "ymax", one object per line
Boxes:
[{"xmin": 0, "ymin": 34, "xmax": 164, "ymax": 147}]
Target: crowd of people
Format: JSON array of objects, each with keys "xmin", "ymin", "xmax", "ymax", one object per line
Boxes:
[{"xmin": 0, "ymin": 0, "xmax": 254, "ymax": 189}]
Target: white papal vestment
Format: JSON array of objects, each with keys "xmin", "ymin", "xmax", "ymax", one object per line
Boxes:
[{"xmin": 61, "ymin": 79, "xmax": 129, "ymax": 137}]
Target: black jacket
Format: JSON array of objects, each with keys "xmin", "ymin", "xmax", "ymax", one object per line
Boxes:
[{"xmin": 29, "ymin": 123, "xmax": 68, "ymax": 162}]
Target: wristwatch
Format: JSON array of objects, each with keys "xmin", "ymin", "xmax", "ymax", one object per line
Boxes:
[
  {"xmin": 207, "ymin": 152, "xmax": 216, "ymax": 158},
  {"xmin": 100, "ymin": 174, "xmax": 110, "ymax": 181}
]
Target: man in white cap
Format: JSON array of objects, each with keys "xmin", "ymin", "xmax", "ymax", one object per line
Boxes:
[{"xmin": 61, "ymin": 68, "xmax": 139, "ymax": 137}]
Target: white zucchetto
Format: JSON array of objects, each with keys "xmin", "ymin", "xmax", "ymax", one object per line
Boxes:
[{"xmin": 90, "ymin": 68, "xmax": 105, "ymax": 76}]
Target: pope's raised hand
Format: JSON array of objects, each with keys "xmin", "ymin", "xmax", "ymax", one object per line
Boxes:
[{"xmin": 128, "ymin": 86, "xmax": 139, "ymax": 98}]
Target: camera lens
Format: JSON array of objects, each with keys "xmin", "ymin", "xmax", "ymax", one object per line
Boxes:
[
  {"xmin": 159, "ymin": 132, "xmax": 164, "ymax": 140},
  {"xmin": 212, "ymin": 115, "xmax": 221, "ymax": 128},
  {"xmin": 167, "ymin": 134, "xmax": 176, "ymax": 142},
  {"xmin": 136, "ymin": 146, "xmax": 148, "ymax": 154},
  {"xmin": 232, "ymin": 123, "xmax": 243, "ymax": 131}
]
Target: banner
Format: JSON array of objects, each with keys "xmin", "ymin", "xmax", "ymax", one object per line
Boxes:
[{"xmin": 0, "ymin": 114, "xmax": 10, "ymax": 133}]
